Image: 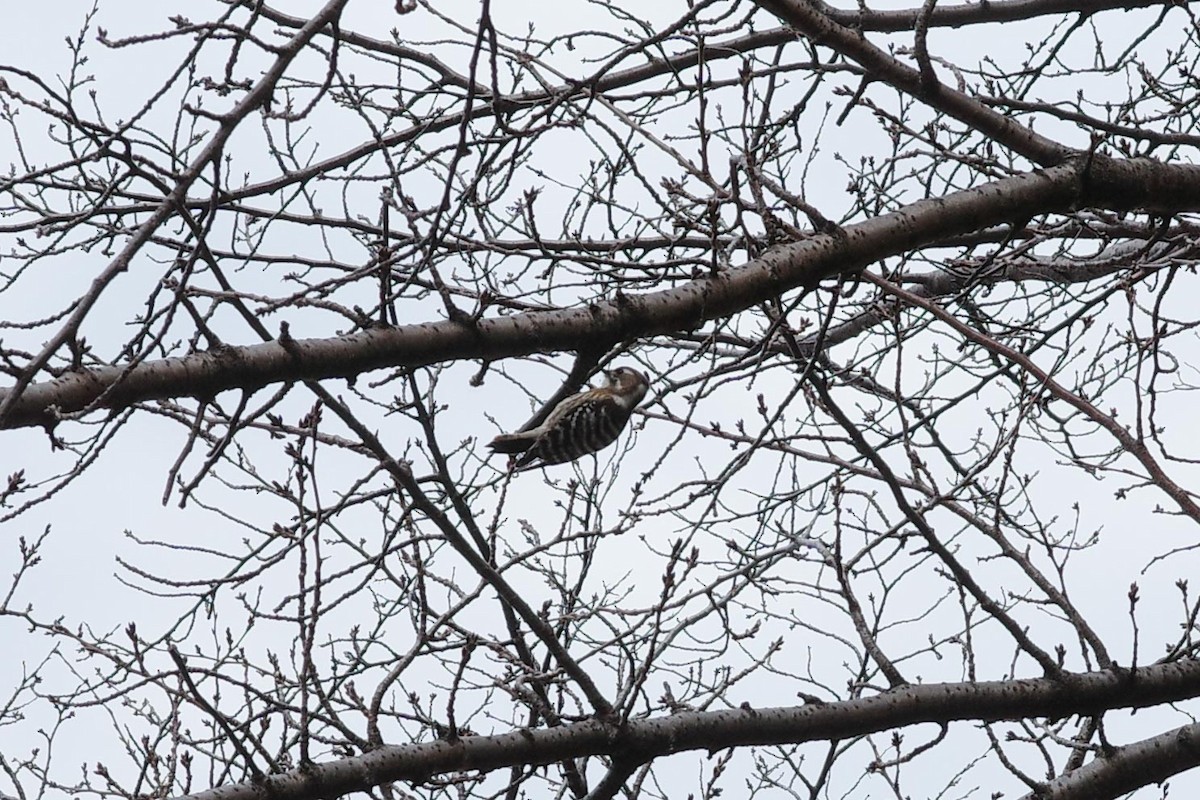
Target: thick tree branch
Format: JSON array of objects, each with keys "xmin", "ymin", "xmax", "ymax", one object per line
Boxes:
[
  {"xmin": 172, "ymin": 660, "xmax": 1200, "ymax": 800},
  {"xmin": 819, "ymin": 0, "xmax": 1177, "ymax": 31},
  {"xmin": 1023, "ymin": 721, "xmax": 1200, "ymax": 800},
  {"xmin": 4, "ymin": 156, "xmax": 1199, "ymax": 430}
]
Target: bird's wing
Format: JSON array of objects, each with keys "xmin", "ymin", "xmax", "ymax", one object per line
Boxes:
[
  {"xmin": 517, "ymin": 390, "xmax": 631, "ymax": 467},
  {"xmin": 489, "ymin": 386, "xmax": 598, "ymax": 454},
  {"xmin": 540, "ymin": 388, "xmax": 602, "ymax": 428}
]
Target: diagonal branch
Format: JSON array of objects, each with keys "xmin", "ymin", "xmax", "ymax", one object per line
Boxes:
[
  {"xmin": 1023, "ymin": 721, "xmax": 1200, "ymax": 800},
  {"xmin": 751, "ymin": 0, "xmax": 1073, "ymax": 165},
  {"xmin": 864, "ymin": 270, "xmax": 1200, "ymax": 525},
  {"xmin": 0, "ymin": 0, "xmax": 353, "ymax": 427},
  {"xmin": 4, "ymin": 157, "xmax": 1200, "ymax": 431}
]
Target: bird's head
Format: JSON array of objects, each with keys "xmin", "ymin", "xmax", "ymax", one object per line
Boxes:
[{"xmin": 604, "ymin": 366, "xmax": 649, "ymax": 409}]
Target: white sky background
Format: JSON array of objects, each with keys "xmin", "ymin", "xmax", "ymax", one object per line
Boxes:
[{"xmin": 2, "ymin": 1, "xmax": 1200, "ymax": 798}]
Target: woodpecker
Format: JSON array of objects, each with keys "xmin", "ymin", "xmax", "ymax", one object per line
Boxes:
[{"xmin": 488, "ymin": 366, "xmax": 649, "ymax": 470}]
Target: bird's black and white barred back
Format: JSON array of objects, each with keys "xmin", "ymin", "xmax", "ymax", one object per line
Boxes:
[{"xmin": 488, "ymin": 367, "xmax": 649, "ymax": 470}]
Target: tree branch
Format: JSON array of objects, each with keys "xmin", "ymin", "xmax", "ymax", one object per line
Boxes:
[
  {"xmin": 172, "ymin": 660, "xmax": 1200, "ymax": 800},
  {"xmin": 4, "ymin": 157, "xmax": 1198, "ymax": 430}
]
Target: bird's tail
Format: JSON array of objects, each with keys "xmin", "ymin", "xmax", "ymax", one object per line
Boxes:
[{"xmin": 488, "ymin": 431, "xmax": 537, "ymax": 454}]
